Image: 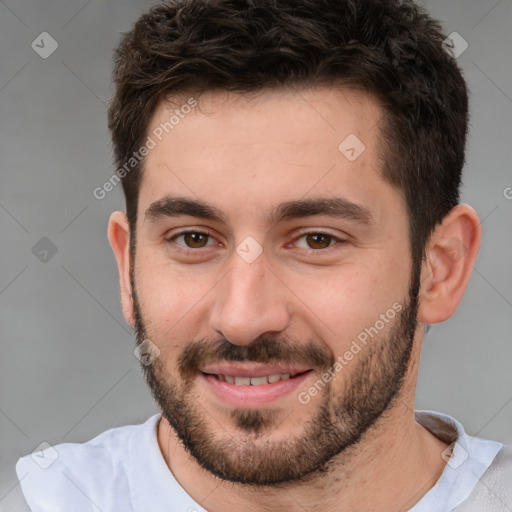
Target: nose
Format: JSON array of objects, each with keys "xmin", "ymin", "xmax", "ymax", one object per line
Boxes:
[{"xmin": 208, "ymin": 248, "xmax": 290, "ymax": 346}]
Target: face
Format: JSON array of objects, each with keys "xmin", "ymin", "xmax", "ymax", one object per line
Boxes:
[{"xmin": 129, "ymin": 87, "xmax": 420, "ymax": 485}]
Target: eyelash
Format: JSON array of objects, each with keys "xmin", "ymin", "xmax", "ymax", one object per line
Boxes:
[
  {"xmin": 166, "ymin": 230, "xmax": 218, "ymax": 250},
  {"xmin": 166, "ymin": 229, "xmax": 346, "ymax": 253},
  {"xmin": 292, "ymin": 230, "xmax": 346, "ymax": 252}
]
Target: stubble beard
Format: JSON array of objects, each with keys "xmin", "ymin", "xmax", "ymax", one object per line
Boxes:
[{"xmin": 132, "ymin": 265, "xmax": 420, "ymax": 486}]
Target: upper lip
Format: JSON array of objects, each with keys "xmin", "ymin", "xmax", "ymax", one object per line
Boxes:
[{"xmin": 200, "ymin": 363, "xmax": 313, "ymax": 378}]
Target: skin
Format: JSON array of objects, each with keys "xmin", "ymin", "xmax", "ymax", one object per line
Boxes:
[{"xmin": 108, "ymin": 86, "xmax": 482, "ymax": 511}]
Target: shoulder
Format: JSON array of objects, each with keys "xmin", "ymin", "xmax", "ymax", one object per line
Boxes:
[
  {"xmin": 455, "ymin": 444, "xmax": 512, "ymax": 511},
  {"xmin": 479, "ymin": 444, "xmax": 512, "ymax": 493},
  {"xmin": 16, "ymin": 415, "xmax": 160, "ymax": 512}
]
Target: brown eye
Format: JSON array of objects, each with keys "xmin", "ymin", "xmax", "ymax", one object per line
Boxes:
[
  {"xmin": 183, "ymin": 232, "xmax": 209, "ymax": 248},
  {"xmin": 304, "ymin": 233, "xmax": 334, "ymax": 249},
  {"xmin": 291, "ymin": 231, "xmax": 346, "ymax": 252},
  {"xmin": 169, "ymin": 231, "xmax": 215, "ymax": 249}
]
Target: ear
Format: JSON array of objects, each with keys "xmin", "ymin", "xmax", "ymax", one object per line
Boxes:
[
  {"xmin": 418, "ymin": 204, "xmax": 482, "ymax": 324},
  {"xmin": 108, "ymin": 211, "xmax": 135, "ymax": 328}
]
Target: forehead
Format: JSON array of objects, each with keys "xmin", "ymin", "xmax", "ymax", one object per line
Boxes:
[
  {"xmin": 138, "ymin": 86, "xmax": 402, "ymax": 226},
  {"xmin": 149, "ymin": 85, "xmax": 382, "ymax": 155}
]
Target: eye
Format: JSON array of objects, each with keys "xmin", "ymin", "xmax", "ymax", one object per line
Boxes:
[
  {"xmin": 167, "ymin": 230, "xmax": 218, "ymax": 249},
  {"xmin": 293, "ymin": 232, "xmax": 344, "ymax": 250}
]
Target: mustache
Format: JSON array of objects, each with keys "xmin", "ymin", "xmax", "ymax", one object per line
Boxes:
[{"xmin": 178, "ymin": 336, "xmax": 335, "ymax": 380}]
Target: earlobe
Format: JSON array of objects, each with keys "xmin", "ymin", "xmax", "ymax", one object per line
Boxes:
[
  {"xmin": 418, "ymin": 204, "xmax": 482, "ymax": 325},
  {"xmin": 107, "ymin": 211, "xmax": 135, "ymax": 328}
]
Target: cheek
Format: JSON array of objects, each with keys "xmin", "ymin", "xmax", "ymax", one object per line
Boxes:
[
  {"xmin": 291, "ymin": 261, "xmax": 408, "ymax": 355},
  {"xmin": 134, "ymin": 252, "xmax": 216, "ymax": 336}
]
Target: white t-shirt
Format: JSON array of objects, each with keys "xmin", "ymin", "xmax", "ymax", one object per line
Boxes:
[{"xmin": 16, "ymin": 410, "xmax": 504, "ymax": 512}]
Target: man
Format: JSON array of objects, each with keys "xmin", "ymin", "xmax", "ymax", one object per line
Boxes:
[{"xmin": 16, "ymin": 0, "xmax": 511, "ymax": 510}]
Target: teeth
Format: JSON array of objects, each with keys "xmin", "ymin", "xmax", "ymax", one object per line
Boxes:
[
  {"xmin": 217, "ymin": 373, "xmax": 297, "ymax": 385},
  {"xmin": 250, "ymin": 376, "xmax": 268, "ymax": 386}
]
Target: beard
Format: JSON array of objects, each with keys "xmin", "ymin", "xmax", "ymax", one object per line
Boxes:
[{"xmin": 132, "ymin": 264, "xmax": 420, "ymax": 487}]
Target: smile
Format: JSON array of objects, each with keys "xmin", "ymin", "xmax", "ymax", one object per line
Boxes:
[
  {"xmin": 199, "ymin": 367, "xmax": 314, "ymax": 407},
  {"xmin": 209, "ymin": 372, "xmax": 303, "ymax": 385}
]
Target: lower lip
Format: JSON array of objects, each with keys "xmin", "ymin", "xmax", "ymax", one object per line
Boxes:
[{"xmin": 200, "ymin": 371, "xmax": 313, "ymax": 408}]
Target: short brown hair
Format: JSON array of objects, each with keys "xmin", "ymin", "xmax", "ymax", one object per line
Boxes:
[{"xmin": 107, "ymin": 0, "xmax": 469, "ymax": 269}]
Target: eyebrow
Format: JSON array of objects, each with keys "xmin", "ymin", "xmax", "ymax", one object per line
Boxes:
[{"xmin": 144, "ymin": 195, "xmax": 373, "ymax": 226}]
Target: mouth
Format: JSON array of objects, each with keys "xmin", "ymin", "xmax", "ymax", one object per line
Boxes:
[
  {"xmin": 205, "ymin": 371, "xmax": 308, "ymax": 385},
  {"xmin": 199, "ymin": 364, "xmax": 315, "ymax": 407}
]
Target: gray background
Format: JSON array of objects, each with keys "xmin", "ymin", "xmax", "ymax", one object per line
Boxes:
[{"xmin": 0, "ymin": 0, "xmax": 511, "ymax": 510}]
